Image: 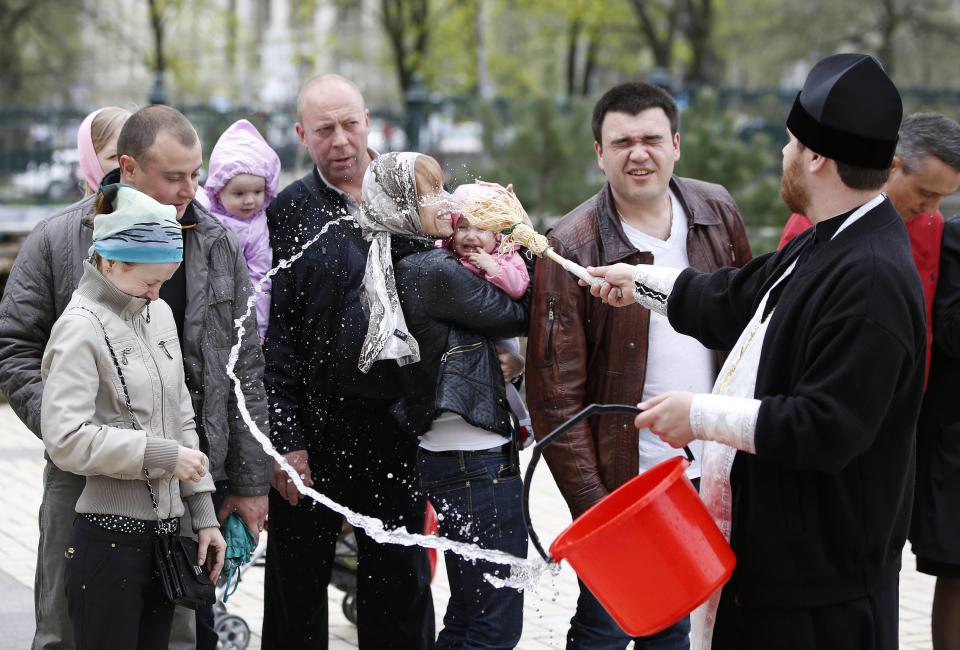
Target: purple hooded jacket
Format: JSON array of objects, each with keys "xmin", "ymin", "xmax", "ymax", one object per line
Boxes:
[{"xmin": 199, "ymin": 119, "xmax": 280, "ymax": 340}]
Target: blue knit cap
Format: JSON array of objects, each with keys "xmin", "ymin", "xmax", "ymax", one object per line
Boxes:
[{"xmin": 90, "ymin": 184, "xmax": 183, "ymax": 263}]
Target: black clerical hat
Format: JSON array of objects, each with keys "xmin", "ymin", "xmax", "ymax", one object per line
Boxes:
[{"xmin": 786, "ymin": 53, "xmax": 902, "ymax": 170}]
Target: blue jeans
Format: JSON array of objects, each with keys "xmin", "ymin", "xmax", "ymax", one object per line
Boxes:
[
  {"xmin": 418, "ymin": 447, "xmax": 527, "ymax": 650},
  {"xmin": 567, "ymin": 579, "xmax": 690, "ymax": 650}
]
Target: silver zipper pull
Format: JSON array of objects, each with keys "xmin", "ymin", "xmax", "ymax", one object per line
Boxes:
[
  {"xmin": 121, "ymin": 348, "xmax": 131, "ymax": 365},
  {"xmin": 441, "ymin": 345, "xmax": 462, "ymax": 364},
  {"xmin": 158, "ymin": 340, "xmax": 173, "ymax": 360}
]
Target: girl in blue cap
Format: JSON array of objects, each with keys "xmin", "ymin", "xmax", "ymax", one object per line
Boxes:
[{"xmin": 40, "ymin": 184, "xmax": 226, "ymax": 650}]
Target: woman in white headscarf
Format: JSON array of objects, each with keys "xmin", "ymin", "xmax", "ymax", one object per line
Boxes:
[{"xmin": 357, "ymin": 151, "xmax": 532, "ymax": 648}]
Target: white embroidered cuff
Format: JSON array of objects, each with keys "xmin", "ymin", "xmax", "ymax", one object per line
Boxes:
[
  {"xmin": 689, "ymin": 394, "xmax": 761, "ymax": 454},
  {"xmin": 631, "ymin": 265, "xmax": 681, "ymax": 316}
]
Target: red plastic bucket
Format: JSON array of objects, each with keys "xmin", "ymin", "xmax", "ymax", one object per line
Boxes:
[{"xmin": 522, "ymin": 404, "xmax": 735, "ymax": 637}]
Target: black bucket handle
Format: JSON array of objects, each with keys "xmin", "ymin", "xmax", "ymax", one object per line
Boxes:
[{"xmin": 522, "ymin": 403, "xmax": 695, "ymax": 563}]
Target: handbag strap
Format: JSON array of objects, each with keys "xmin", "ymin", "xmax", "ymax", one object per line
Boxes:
[{"xmin": 74, "ymin": 305, "xmax": 175, "ymax": 534}]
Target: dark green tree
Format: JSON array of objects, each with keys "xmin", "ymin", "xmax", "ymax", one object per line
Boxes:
[
  {"xmin": 676, "ymin": 92, "xmax": 786, "ymax": 252},
  {"xmin": 476, "ymin": 97, "xmax": 598, "ymax": 219}
]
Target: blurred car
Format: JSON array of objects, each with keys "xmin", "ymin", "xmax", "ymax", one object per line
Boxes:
[
  {"xmin": 11, "ymin": 149, "xmax": 82, "ymax": 201},
  {"xmin": 368, "ymin": 117, "xmax": 408, "ymax": 153},
  {"xmin": 435, "ymin": 121, "xmax": 483, "ymax": 154}
]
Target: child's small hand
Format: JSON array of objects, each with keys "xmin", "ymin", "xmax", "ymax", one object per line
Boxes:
[{"xmin": 467, "ymin": 249, "xmax": 501, "ymax": 276}]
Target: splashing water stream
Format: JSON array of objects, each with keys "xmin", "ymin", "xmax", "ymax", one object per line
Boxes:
[{"xmin": 224, "ymin": 213, "xmax": 557, "ymax": 589}]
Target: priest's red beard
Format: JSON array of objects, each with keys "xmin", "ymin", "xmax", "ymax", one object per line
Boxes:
[{"xmin": 780, "ymin": 156, "xmax": 810, "ymax": 215}]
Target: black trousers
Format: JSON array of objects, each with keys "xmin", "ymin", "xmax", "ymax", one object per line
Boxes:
[
  {"xmin": 712, "ymin": 575, "xmax": 899, "ymax": 650},
  {"xmin": 195, "ymin": 481, "xmax": 231, "ymax": 650},
  {"xmin": 64, "ymin": 516, "xmax": 175, "ymax": 650},
  {"xmin": 262, "ymin": 407, "xmax": 435, "ymax": 650}
]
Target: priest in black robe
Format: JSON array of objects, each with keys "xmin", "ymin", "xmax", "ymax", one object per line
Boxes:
[{"xmin": 586, "ymin": 53, "xmax": 926, "ymax": 650}]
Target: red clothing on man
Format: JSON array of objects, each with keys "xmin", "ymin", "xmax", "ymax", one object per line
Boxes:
[{"xmin": 778, "ymin": 211, "xmax": 944, "ymax": 385}]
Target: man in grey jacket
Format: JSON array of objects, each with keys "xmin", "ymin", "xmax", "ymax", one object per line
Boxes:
[{"xmin": 0, "ymin": 105, "xmax": 272, "ymax": 650}]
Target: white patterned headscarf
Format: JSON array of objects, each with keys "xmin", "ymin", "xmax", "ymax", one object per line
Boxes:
[{"xmin": 356, "ymin": 152, "xmax": 432, "ymax": 373}]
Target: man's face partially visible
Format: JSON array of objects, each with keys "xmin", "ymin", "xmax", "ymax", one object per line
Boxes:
[
  {"xmin": 781, "ymin": 133, "xmax": 811, "ymax": 216},
  {"xmin": 120, "ymin": 131, "xmax": 202, "ymax": 220},
  {"xmin": 885, "ymin": 154, "xmax": 960, "ymax": 221}
]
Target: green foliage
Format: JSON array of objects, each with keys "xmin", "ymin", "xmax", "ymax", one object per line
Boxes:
[
  {"xmin": 0, "ymin": 0, "xmax": 82, "ymax": 105},
  {"xmin": 421, "ymin": 0, "xmax": 478, "ymax": 95},
  {"xmin": 676, "ymin": 93, "xmax": 786, "ymax": 253},
  {"xmin": 474, "ymin": 97, "xmax": 600, "ymax": 219}
]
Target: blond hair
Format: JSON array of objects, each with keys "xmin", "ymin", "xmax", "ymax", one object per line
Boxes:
[
  {"xmin": 414, "ymin": 155, "xmax": 444, "ymax": 198},
  {"xmin": 91, "ymin": 107, "xmax": 132, "ymax": 157}
]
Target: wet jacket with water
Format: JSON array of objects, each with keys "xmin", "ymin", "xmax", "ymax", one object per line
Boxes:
[
  {"xmin": 264, "ymin": 169, "xmax": 404, "ymax": 455},
  {"xmin": 0, "ymin": 195, "xmax": 272, "ymax": 495}
]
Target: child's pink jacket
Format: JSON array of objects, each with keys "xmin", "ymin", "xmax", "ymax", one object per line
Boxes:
[{"xmin": 198, "ymin": 120, "xmax": 281, "ymax": 340}]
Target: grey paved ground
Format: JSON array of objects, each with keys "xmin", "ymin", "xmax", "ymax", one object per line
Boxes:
[
  {"xmin": 0, "ymin": 567, "xmax": 34, "ymax": 650},
  {"xmin": 0, "ymin": 403, "xmax": 937, "ymax": 649}
]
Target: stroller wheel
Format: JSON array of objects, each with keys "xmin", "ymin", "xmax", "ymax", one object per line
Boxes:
[
  {"xmin": 216, "ymin": 614, "xmax": 251, "ymax": 649},
  {"xmin": 342, "ymin": 590, "xmax": 358, "ymax": 625}
]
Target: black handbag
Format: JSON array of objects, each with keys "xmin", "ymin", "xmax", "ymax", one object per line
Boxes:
[
  {"xmin": 149, "ymin": 501, "xmax": 216, "ymax": 610},
  {"xmin": 80, "ymin": 304, "xmax": 217, "ymax": 610}
]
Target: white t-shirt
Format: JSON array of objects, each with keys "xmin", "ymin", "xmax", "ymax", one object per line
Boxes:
[
  {"xmin": 419, "ymin": 412, "xmax": 510, "ymax": 452},
  {"xmin": 619, "ymin": 191, "xmax": 716, "ymax": 478}
]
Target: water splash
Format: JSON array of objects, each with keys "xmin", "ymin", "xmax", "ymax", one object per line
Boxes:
[{"xmin": 225, "ymin": 213, "xmax": 553, "ymax": 586}]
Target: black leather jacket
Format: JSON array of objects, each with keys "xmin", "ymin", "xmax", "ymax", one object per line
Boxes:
[{"xmin": 392, "ymin": 243, "xmax": 531, "ymax": 437}]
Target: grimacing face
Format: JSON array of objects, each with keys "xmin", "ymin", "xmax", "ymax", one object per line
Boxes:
[
  {"xmin": 594, "ymin": 108, "xmax": 680, "ymax": 212},
  {"xmin": 119, "ymin": 131, "xmax": 202, "ymax": 220},
  {"xmin": 415, "ymin": 181, "xmax": 455, "ymax": 239},
  {"xmin": 452, "ymin": 216, "xmax": 497, "ymax": 257},
  {"xmin": 296, "ymin": 86, "xmax": 371, "ymax": 186}
]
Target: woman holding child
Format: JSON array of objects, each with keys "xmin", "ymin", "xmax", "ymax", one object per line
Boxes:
[{"xmin": 358, "ymin": 151, "xmax": 531, "ymax": 649}]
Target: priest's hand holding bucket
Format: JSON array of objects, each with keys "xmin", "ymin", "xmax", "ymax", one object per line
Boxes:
[{"xmin": 636, "ymin": 391, "xmax": 696, "ymax": 449}]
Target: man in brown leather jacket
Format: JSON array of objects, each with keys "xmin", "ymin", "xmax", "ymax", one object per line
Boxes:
[{"xmin": 526, "ymin": 81, "xmax": 752, "ymax": 649}]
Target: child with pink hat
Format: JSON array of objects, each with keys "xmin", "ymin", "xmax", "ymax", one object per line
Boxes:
[
  {"xmin": 441, "ymin": 182, "xmax": 534, "ymax": 442},
  {"xmin": 199, "ymin": 119, "xmax": 281, "ymax": 342}
]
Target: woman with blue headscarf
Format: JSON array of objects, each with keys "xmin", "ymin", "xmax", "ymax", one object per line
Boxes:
[{"xmin": 40, "ymin": 184, "xmax": 225, "ymax": 650}]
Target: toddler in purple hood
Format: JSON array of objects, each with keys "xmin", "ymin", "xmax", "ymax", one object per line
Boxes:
[{"xmin": 200, "ymin": 119, "xmax": 280, "ymax": 342}]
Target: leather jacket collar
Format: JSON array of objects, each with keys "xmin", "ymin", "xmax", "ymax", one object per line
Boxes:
[{"xmin": 597, "ymin": 177, "xmax": 724, "ymax": 264}]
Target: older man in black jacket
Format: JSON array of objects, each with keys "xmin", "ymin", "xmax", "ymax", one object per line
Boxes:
[{"xmin": 262, "ymin": 74, "xmax": 434, "ymax": 650}]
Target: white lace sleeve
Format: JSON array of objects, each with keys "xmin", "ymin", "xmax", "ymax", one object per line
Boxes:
[
  {"xmin": 689, "ymin": 394, "xmax": 761, "ymax": 454},
  {"xmin": 631, "ymin": 265, "xmax": 682, "ymax": 315}
]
